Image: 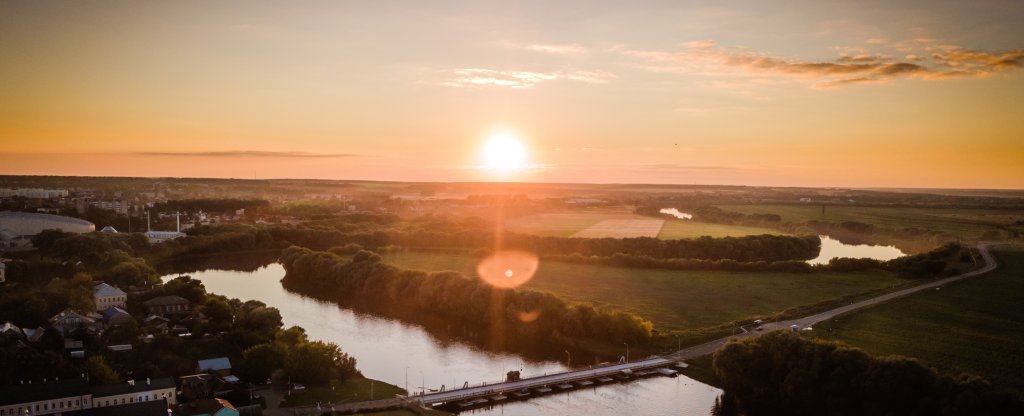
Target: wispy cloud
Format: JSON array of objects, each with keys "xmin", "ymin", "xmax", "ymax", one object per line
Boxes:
[
  {"xmin": 134, "ymin": 151, "xmax": 361, "ymax": 158},
  {"xmin": 618, "ymin": 39, "xmax": 1024, "ymax": 89},
  {"xmin": 498, "ymin": 41, "xmax": 587, "ymax": 55},
  {"xmin": 442, "ymin": 68, "xmax": 614, "ymax": 89}
]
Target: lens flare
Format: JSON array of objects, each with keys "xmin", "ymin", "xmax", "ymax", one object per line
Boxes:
[{"xmin": 477, "ymin": 250, "xmax": 539, "ymax": 288}]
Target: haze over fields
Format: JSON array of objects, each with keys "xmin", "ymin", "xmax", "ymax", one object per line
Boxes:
[{"xmin": 2, "ymin": 0, "xmax": 1023, "ymax": 188}]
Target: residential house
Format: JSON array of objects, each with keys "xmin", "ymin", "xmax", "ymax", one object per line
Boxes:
[
  {"xmin": 186, "ymin": 398, "xmax": 239, "ymax": 416},
  {"xmin": 93, "ymin": 283, "xmax": 127, "ymax": 311},
  {"xmin": 100, "ymin": 307, "xmax": 133, "ymax": 327},
  {"xmin": 49, "ymin": 309, "xmax": 103, "ymax": 337},
  {"xmin": 178, "ymin": 374, "xmax": 224, "ymax": 402},
  {"xmin": 143, "ymin": 295, "xmax": 192, "ymax": 316},
  {"xmin": 0, "ymin": 321, "xmax": 22, "ymax": 343},
  {"xmin": 142, "ymin": 315, "xmax": 170, "ymax": 334}
]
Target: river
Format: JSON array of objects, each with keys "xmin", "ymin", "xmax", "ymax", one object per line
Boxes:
[
  {"xmin": 808, "ymin": 235, "xmax": 905, "ymax": 265},
  {"xmin": 161, "ymin": 261, "xmax": 721, "ymax": 415}
]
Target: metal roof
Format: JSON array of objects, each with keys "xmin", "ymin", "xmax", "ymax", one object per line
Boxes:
[
  {"xmin": 94, "ymin": 282, "xmax": 127, "ymax": 297},
  {"xmin": 197, "ymin": 357, "xmax": 232, "ymax": 372}
]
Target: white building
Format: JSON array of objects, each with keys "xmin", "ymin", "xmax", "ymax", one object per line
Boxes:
[
  {"xmin": 90, "ymin": 377, "xmax": 177, "ymax": 408},
  {"xmin": 0, "ymin": 377, "xmax": 176, "ymax": 415},
  {"xmin": 93, "ymin": 283, "xmax": 127, "ymax": 311}
]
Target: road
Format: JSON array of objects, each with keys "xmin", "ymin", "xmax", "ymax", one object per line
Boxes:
[{"xmin": 665, "ymin": 243, "xmax": 997, "ymax": 360}]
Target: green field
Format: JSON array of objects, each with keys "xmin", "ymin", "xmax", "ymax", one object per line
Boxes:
[
  {"xmin": 808, "ymin": 245, "xmax": 1024, "ymax": 393},
  {"xmin": 658, "ymin": 219, "xmax": 782, "ymax": 239},
  {"xmin": 504, "ymin": 211, "xmax": 783, "ymax": 239},
  {"xmin": 281, "ymin": 377, "xmax": 405, "ymax": 407},
  {"xmin": 719, "ymin": 204, "xmax": 1024, "ymax": 240},
  {"xmin": 380, "ymin": 252, "xmax": 905, "ymax": 332}
]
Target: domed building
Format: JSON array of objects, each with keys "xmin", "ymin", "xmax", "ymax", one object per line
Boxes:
[{"xmin": 0, "ymin": 211, "xmax": 95, "ymax": 251}]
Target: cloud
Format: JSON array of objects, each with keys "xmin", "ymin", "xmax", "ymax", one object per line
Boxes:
[
  {"xmin": 497, "ymin": 41, "xmax": 587, "ymax": 55},
  {"xmin": 442, "ymin": 68, "xmax": 614, "ymax": 89},
  {"xmin": 619, "ymin": 40, "xmax": 1024, "ymax": 89},
  {"xmin": 134, "ymin": 151, "xmax": 360, "ymax": 158}
]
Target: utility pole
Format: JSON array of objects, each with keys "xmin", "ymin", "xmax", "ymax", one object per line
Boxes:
[
  {"xmin": 405, "ymin": 367, "xmax": 409, "ymax": 396},
  {"xmin": 564, "ymin": 350, "xmax": 571, "ymax": 368},
  {"xmin": 623, "ymin": 342, "xmax": 629, "ymax": 363}
]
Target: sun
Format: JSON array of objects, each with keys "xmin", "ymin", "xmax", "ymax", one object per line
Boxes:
[{"xmin": 481, "ymin": 132, "xmax": 527, "ymax": 171}]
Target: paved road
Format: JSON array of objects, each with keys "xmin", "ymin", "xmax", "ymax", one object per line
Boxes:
[{"xmin": 666, "ymin": 243, "xmax": 997, "ymax": 361}]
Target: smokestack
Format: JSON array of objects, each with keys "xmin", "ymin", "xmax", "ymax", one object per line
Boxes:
[
  {"xmin": 147, "ymin": 211, "xmax": 151, "ymax": 232},
  {"xmin": 176, "ymin": 211, "xmax": 180, "ymax": 232}
]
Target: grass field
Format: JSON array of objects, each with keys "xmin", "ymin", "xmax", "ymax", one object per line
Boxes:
[
  {"xmin": 658, "ymin": 219, "xmax": 781, "ymax": 239},
  {"xmin": 281, "ymin": 377, "xmax": 405, "ymax": 407},
  {"xmin": 505, "ymin": 211, "xmax": 783, "ymax": 239},
  {"xmin": 807, "ymin": 245, "xmax": 1024, "ymax": 393},
  {"xmin": 379, "ymin": 252, "xmax": 905, "ymax": 332},
  {"xmin": 719, "ymin": 204, "xmax": 1024, "ymax": 240}
]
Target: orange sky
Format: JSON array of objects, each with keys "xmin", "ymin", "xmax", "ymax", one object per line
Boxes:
[{"xmin": 1, "ymin": 1, "xmax": 1023, "ymax": 188}]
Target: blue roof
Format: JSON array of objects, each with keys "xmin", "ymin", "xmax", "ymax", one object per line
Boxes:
[
  {"xmin": 101, "ymin": 307, "xmax": 129, "ymax": 320},
  {"xmin": 198, "ymin": 357, "xmax": 232, "ymax": 372}
]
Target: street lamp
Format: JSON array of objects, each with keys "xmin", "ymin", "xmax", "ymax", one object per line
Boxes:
[
  {"xmin": 405, "ymin": 366, "xmax": 409, "ymax": 396},
  {"xmin": 420, "ymin": 370, "xmax": 425, "ymax": 396},
  {"xmin": 564, "ymin": 350, "xmax": 571, "ymax": 368},
  {"xmin": 623, "ymin": 342, "xmax": 629, "ymax": 363}
]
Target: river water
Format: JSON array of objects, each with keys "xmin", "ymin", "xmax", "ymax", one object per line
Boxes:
[
  {"xmin": 808, "ymin": 235, "xmax": 905, "ymax": 265},
  {"xmin": 161, "ymin": 262, "xmax": 721, "ymax": 415}
]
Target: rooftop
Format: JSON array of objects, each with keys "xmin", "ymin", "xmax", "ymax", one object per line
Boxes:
[
  {"xmin": 92, "ymin": 377, "xmax": 176, "ymax": 398},
  {"xmin": 94, "ymin": 282, "xmax": 127, "ymax": 297},
  {"xmin": 0, "ymin": 378, "xmax": 90, "ymax": 406},
  {"xmin": 197, "ymin": 357, "xmax": 232, "ymax": 372},
  {"xmin": 143, "ymin": 295, "xmax": 192, "ymax": 307}
]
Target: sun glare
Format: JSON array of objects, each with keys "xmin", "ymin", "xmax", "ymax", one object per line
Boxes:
[{"xmin": 482, "ymin": 132, "xmax": 527, "ymax": 171}]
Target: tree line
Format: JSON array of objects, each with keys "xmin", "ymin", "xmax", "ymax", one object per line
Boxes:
[
  {"xmin": 279, "ymin": 246, "xmax": 654, "ymax": 348},
  {"xmin": 712, "ymin": 331, "xmax": 1022, "ymax": 415}
]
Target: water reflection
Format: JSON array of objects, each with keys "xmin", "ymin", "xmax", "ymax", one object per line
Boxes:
[
  {"xmin": 161, "ymin": 260, "xmax": 721, "ymax": 415},
  {"xmin": 659, "ymin": 208, "xmax": 693, "ymax": 220},
  {"xmin": 807, "ymin": 235, "xmax": 905, "ymax": 265}
]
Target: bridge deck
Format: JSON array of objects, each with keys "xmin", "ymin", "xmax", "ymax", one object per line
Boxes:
[{"xmin": 417, "ymin": 357, "xmax": 674, "ymax": 405}]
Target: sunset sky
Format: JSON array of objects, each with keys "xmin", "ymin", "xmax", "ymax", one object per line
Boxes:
[{"xmin": 1, "ymin": 0, "xmax": 1022, "ymax": 188}]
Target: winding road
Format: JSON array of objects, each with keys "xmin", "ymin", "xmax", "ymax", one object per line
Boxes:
[{"xmin": 665, "ymin": 243, "xmax": 997, "ymax": 361}]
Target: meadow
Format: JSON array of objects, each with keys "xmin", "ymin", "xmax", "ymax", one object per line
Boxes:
[
  {"xmin": 719, "ymin": 204, "xmax": 1024, "ymax": 240},
  {"xmin": 505, "ymin": 211, "xmax": 782, "ymax": 239},
  {"xmin": 378, "ymin": 251, "xmax": 905, "ymax": 333},
  {"xmin": 808, "ymin": 245, "xmax": 1024, "ymax": 393}
]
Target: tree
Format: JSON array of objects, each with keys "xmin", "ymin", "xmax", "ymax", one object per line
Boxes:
[
  {"xmin": 243, "ymin": 343, "xmax": 286, "ymax": 381},
  {"xmin": 84, "ymin": 356, "xmax": 121, "ymax": 385}
]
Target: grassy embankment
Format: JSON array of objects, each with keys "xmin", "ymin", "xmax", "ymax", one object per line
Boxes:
[
  {"xmin": 376, "ymin": 252, "xmax": 905, "ymax": 344},
  {"xmin": 505, "ymin": 211, "xmax": 783, "ymax": 239},
  {"xmin": 280, "ymin": 377, "xmax": 406, "ymax": 407},
  {"xmin": 806, "ymin": 244, "xmax": 1024, "ymax": 395}
]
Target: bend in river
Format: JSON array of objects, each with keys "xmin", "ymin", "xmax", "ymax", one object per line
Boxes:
[{"xmin": 160, "ymin": 258, "xmax": 720, "ymax": 415}]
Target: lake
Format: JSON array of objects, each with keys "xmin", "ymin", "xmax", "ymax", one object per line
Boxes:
[
  {"xmin": 161, "ymin": 262, "xmax": 721, "ymax": 415},
  {"xmin": 659, "ymin": 208, "xmax": 693, "ymax": 220},
  {"xmin": 807, "ymin": 235, "xmax": 906, "ymax": 265}
]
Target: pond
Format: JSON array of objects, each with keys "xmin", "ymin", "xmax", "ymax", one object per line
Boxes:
[
  {"xmin": 161, "ymin": 261, "xmax": 721, "ymax": 415},
  {"xmin": 659, "ymin": 208, "xmax": 693, "ymax": 220},
  {"xmin": 807, "ymin": 235, "xmax": 906, "ymax": 265}
]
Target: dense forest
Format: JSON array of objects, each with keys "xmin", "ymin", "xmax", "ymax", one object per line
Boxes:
[
  {"xmin": 279, "ymin": 246, "xmax": 654, "ymax": 348},
  {"xmin": 712, "ymin": 331, "xmax": 1023, "ymax": 416}
]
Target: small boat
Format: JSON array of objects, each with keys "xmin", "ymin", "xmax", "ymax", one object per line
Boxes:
[
  {"xmin": 489, "ymin": 395, "xmax": 508, "ymax": 402},
  {"xmin": 457, "ymin": 401, "xmax": 474, "ymax": 408},
  {"xmin": 597, "ymin": 377, "xmax": 614, "ymax": 383},
  {"xmin": 576, "ymin": 380, "xmax": 594, "ymax": 387},
  {"xmin": 512, "ymin": 389, "xmax": 530, "ymax": 398},
  {"xmin": 534, "ymin": 386, "xmax": 552, "ymax": 394},
  {"xmin": 657, "ymin": 368, "xmax": 679, "ymax": 377},
  {"xmin": 556, "ymin": 383, "xmax": 574, "ymax": 390}
]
